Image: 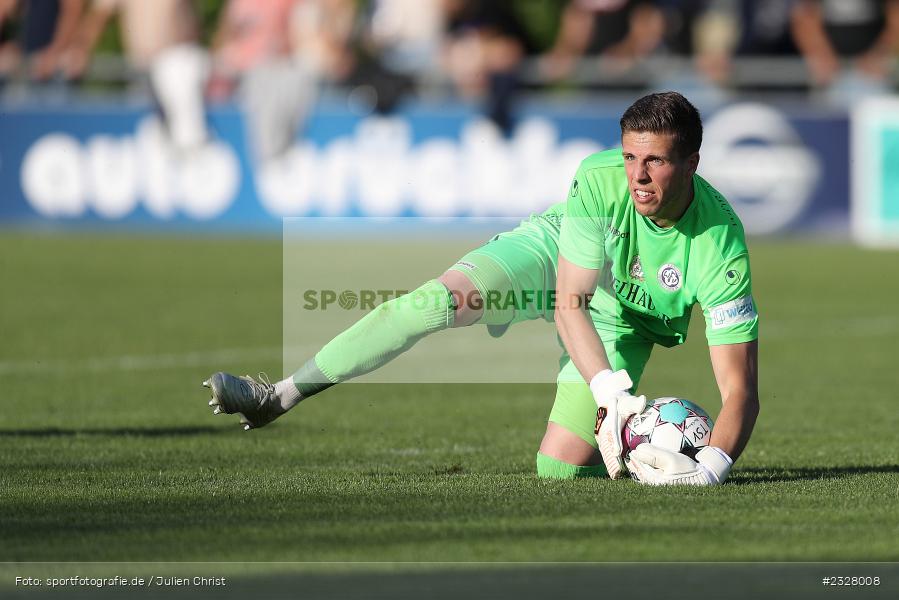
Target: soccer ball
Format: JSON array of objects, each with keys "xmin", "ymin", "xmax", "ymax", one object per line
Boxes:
[{"xmin": 622, "ymin": 397, "xmax": 714, "ymax": 458}]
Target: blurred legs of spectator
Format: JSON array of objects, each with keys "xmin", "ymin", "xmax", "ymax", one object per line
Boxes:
[
  {"xmin": 150, "ymin": 43, "xmax": 210, "ymax": 153},
  {"xmin": 367, "ymin": 0, "xmax": 442, "ymax": 91},
  {"xmin": 24, "ymin": 0, "xmax": 85, "ymax": 83},
  {"xmin": 0, "ymin": 41, "xmax": 21, "ymax": 88},
  {"xmin": 792, "ymin": 0, "xmax": 899, "ymax": 105},
  {"xmin": 659, "ymin": 6, "xmax": 738, "ymax": 106},
  {"xmin": 0, "ymin": 0, "xmax": 18, "ymax": 94},
  {"xmin": 239, "ymin": 58, "xmax": 316, "ymax": 164},
  {"xmin": 690, "ymin": 6, "xmax": 740, "ymax": 86},
  {"xmin": 486, "ymin": 70, "xmax": 517, "ymax": 134},
  {"xmin": 445, "ymin": 31, "xmax": 523, "ymax": 134},
  {"xmin": 344, "ymin": 53, "xmax": 414, "ymax": 115}
]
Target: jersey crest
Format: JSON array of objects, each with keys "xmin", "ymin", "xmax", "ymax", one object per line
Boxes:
[
  {"xmin": 657, "ymin": 263, "xmax": 683, "ymax": 292},
  {"xmin": 629, "ymin": 255, "xmax": 644, "ymax": 281}
]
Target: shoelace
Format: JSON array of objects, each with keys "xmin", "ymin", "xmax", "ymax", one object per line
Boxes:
[
  {"xmin": 242, "ymin": 372, "xmax": 276, "ymax": 409},
  {"xmin": 256, "ymin": 372, "xmax": 273, "ymax": 388}
]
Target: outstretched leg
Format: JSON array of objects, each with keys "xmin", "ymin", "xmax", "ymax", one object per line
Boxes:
[
  {"xmin": 204, "ymin": 271, "xmax": 485, "ymax": 430},
  {"xmin": 204, "ymin": 203, "xmax": 564, "ymax": 431}
]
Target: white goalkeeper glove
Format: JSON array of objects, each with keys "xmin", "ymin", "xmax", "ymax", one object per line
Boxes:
[
  {"xmin": 626, "ymin": 444, "xmax": 733, "ymax": 486},
  {"xmin": 590, "ymin": 369, "xmax": 647, "ymax": 479}
]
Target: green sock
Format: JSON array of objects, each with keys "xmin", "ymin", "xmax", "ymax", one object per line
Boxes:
[
  {"xmin": 292, "ymin": 279, "xmax": 454, "ymax": 398},
  {"xmin": 536, "ymin": 452, "xmax": 607, "ymax": 479}
]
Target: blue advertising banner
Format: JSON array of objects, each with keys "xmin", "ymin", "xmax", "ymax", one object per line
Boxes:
[{"xmin": 0, "ymin": 100, "xmax": 849, "ymax": 234}]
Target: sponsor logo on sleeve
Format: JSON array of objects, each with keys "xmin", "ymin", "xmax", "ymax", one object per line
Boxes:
[{"xmin": 710, "ymin": 295, "xmax": 757, "ymax": 329}]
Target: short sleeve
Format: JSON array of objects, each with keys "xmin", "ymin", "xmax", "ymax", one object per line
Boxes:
[
  {"xmin": 558, "ymin": 165, "xmax": 606, "ymax": 270},
  {"xmin": 698, "ymin": 253, "xmax": 759, "ymax": 345}
]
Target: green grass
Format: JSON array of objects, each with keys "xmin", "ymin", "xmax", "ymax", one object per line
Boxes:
[{"xmin": 1, "ymin": 232, "xmax": 898, "ymax": 575}]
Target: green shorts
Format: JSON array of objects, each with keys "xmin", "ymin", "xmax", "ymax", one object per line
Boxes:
[
  {"xmin": 449, "ymin": 207, "xmax": 562, "ymax": 336},
  {"xmin": 448, "ymin": 205, "xmax": 655, "ymax": 447},
  {"xmin": 551, "ymin": 330, "xmax": 653, "ymax": 447}
]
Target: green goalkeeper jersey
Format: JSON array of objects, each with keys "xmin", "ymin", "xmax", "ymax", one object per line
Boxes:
[{"xmin": 558, "ymin": 148, "xmax": 759, "ymax": 348}]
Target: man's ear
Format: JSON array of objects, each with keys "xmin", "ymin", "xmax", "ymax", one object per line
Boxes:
[{"xmin": 687, "ymin": 151, "xmax": 700, "ymax": 174}]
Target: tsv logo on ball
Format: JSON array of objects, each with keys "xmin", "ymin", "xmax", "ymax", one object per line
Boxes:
[{"xmin": 657, "ymin": 263, "xmax": 682, "ymax": 291}]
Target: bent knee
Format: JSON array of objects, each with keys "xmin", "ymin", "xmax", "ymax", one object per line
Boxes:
[
  {"xmin": 438, "ymin": 269, "xmax": 483, "ymax": 327},
  {"xmin": 536, "ymin": 421, "xmax": 606, "ymax": 479},
  {"xmin": 539, "ymin": 421, "xmax": 600, "ymax": 461}
]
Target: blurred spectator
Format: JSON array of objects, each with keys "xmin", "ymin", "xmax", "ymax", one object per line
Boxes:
[
  {"xmin": 210, "ymin": 0, "xmax": 302, "ymax": 162},
  {"xmin": 792, "ymin": 0, "xmax": 899, "ymax": 101},
  {"xmin": 24, "ymin": 0, "xmax": 84, "ymax": 81},
  {"xmin": 291, "ymin": 0, "xmax": 414, "ymax": 116},
  {"xmin": 210, "ymin": 0, "xmax": 296, "ymax": 95},
  {"xmin": 210, "ymin": 0, "xmax": 356, "ymax": 162},
  {"xmin": 543, "ymin": 0, "xmax": 665, "ymax": 81},
  {"xmin": 0, "ymin": 0, "xmax": 20, "ymax": 82},
  {"xmin": 67, "ymin": 0, "xmax": 210, "ymax": 151},
  {"xmin": 0, "ymin": 0, "xmax": 85, "ymax": 84},
  {"xmin": 652, "ymin": 0, "xmax": 735, "ymax": 100},
  {"xmin": 443, "ymin": 0, "xmax": 535, "ymax": 133},
  {"xmin": 367, "ymin": 0, "xmax": 443, "ymax": 79},
  {"xmin": 657, "ymin": 0, "xmax": 712, "ymax": 57},
  {"xmin": 736, "ymin": 0, "xmax": 799, "ymax": 57},
  {"xmin": 289, "ymin": 0, "xmax": 356, "ymax": 84},
  {"xmin": 688, "ymin": 0, "xmax": 801, "ymax": 87}
]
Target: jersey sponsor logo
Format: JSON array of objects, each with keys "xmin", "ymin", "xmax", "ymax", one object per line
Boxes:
[
  {"xmin": 629, "ymin": 255, "xmax": 644, "ymax": 281},
  {"xmin": 725, "ymin": 269, "xmax": 741, "ymax": 285},
  {"xmin": 612, "ymin": 277, "xmax": 656, "ymax": 312},
  {"xmin": 657, "ymin": 263, "xmax": 682, "ymax": 291},
  {"xmin": 606, "ymin": 224, "xmax": 629, "ymax": 239},
  {"xmin": 710, "ymin": 295, "xmax": 756, "ymax": 329},
  {"xmin": 455, "ymin": 261, "xmax": 477, "ymax": 271}
]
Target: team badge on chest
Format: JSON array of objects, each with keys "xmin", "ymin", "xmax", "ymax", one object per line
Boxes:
[
  {"xmin": 658, "ymin": 263, "xmax": 682, "ymax": 291},
  {"xmin": 629, "ymin": 255, "xmax": 644, "ymax": 281}
]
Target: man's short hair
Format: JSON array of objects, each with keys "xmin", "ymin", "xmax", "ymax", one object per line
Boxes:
[{"xmin": 620, "ymin": 92, "xmax": 703, "ymax": 158}]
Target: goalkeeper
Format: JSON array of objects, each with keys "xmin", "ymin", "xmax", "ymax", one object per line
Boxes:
[{"xmin": 202, "ymin": 92, "xmax": 759, "ymax": 486}]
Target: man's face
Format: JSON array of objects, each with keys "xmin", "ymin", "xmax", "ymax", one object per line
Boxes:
[{"xmin": 621, "ymin": 131, "xmax": 699, "ymax": 226}]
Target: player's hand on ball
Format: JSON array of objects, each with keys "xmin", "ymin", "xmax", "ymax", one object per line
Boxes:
[
  {"xmin": 590, "ymin": 369, "xmax": 647, "ymax": 480},
  {"xmin": 626, "ymin": 444, "xmax": 733, "ymax": 486}
]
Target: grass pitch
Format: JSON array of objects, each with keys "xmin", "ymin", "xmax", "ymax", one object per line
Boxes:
[{"xmin": 1, "ymin": 231, "xmax": 898, "ymax": 593}]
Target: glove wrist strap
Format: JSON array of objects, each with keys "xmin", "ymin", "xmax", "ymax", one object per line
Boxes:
[
  {"xmin": 706, "ymin": 446, "xmax": 734, "ymax": 466},
  {"xmin": 589, "ymin": 369, "xmax": 633, "ymax": 398},
  {"xmin": 697, "ymin": 446, "xmax": 733, "ymax": 484}
]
